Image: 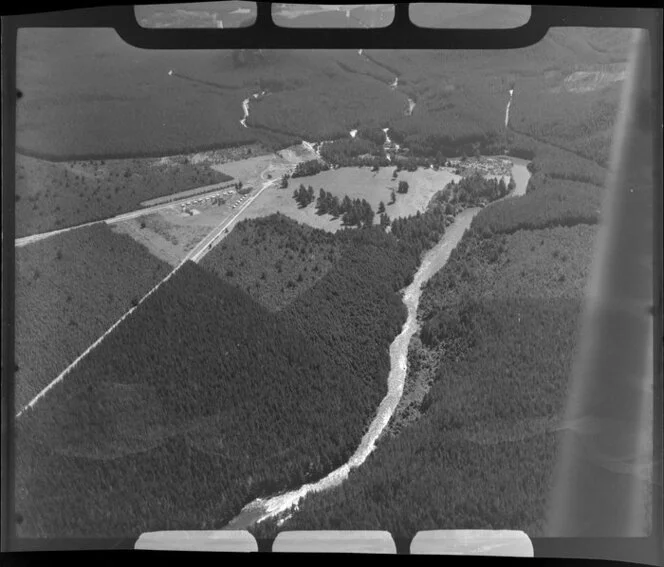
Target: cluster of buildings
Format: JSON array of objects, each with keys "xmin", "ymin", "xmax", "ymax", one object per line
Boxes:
[
  {"xmin": 448, "ymin": 156, "xmax": 513, "ymax": 177},
  {"xmin": 180, "ymin": 189, "xmax": 235, "ymax": 214},
  {"xmin": 177, "ymin": 184, "xmax": 255, "ymax": 215}
]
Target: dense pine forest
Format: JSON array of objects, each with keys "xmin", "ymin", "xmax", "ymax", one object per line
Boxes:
[
  {"xmin": 15, "ymin": 257, "xmax": 402, "ymax": 536},
  {"xmin": 17, "ymin": 208, "xmax": 461, "ymax": 537},
  {"xmin": 291, "ymin": 159, "xmax": 331, "ymax": 178},
  {"xmin": 15, "ymin": 154, "xmax": 232, "ymax": 237},
  {"xmin": 200, "ymin": 214, "xmax": 342, "ymax": 311},
  {"xmin": 15, "ymin": 224, "xmax": 172, "ymax": 409},
  {"xmin": 470, "ymin": 178, "xmax": 603, "ymax": 235},
  {"xmin": 252, "ymin": 221, "xmax": 598, "ymax": 539}
]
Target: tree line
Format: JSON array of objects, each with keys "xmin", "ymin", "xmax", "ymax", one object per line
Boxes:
[{"xmin": 291, "ymin": 159, "xmax": 331, "ymax": 178}]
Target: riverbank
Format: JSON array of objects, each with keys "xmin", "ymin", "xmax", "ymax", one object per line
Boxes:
[{"xmin": 223, "ymin": 203, "xmax": 483, "ymax": 531}]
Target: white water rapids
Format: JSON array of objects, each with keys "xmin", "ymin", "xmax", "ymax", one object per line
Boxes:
[
  {"xmin": 224, "ymin": 208, "xmax": 482, "ymax": 529},
  {"xmin": 505, "ymin": 88, "xmax": 514, "ymax": 128},
  {"xmin": 240, "ymin": 92, "xmax": 263, "ymax": 128},
  {"xmin": 240, "ymin": 98, "xmax": 250, "ymax": 128},
  {"xmin": 407, "ymin": 97, "xmax": 416, "ymax": 116}
]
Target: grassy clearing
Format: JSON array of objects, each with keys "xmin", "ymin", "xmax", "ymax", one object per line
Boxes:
[
  {"xmin": 211, "ymin": 153, "xmax": 279, "ymax": 182},
  {"xmin": 15, "ymin": 224, "xmax": 172, "ymax": 409},
  {"xmin": 244, "ymin": 166, "xmax": 461, "ymax": 231},
  {"xmin": 111, "ymin": 209, "xmax": 215, "ymax": 267}
]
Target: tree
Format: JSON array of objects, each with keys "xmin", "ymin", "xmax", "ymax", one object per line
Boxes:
[
  {"xmin": 330, "ymin": 196, "xmax": 341, "ymax": 218},
  {"xmin": 378, "ymin": 201, "xmax": 386, "ymax": 214},
  {"xmin": 398, "ymin": 181, "xmax": 409, "ymax": 194},
  {"xmin": 281, "ymin": 174, "xmax": 289, "ymax": 189},
  {"xmin": 379, "ymin": 213, "xmax": 391, "ymax": 230},
  {"xmin": 389, "ymin": 189, "xmax": 396, "ymax": 205},
  {"xmin": 508, "ymin": 176, "xmax": 516, "ymax": 192},
  {"xmin": 498, "ymin": 178, "xmax": 507, "ymax": 197},
  {"xmin": 316, "ymin": 188, "xmax": 328, "ymax": 214}
]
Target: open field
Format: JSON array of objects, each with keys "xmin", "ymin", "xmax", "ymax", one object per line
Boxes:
[
  {"xmin": 112, "ymin": 210, "xmax": 215, "ymax": 267},
  {"xmin": 211, "ymin": 153, "xmax": 285, "ymax": 181},
  {"xmin": 112, "ymin": 151, "xmax": 297, "ymax": 265},
  {"xmin": 243, "ymin": 166, "xmax": 462, "ymax": 231},
  {"xmin": 114, "ymin": 182, "xmax": 263, "ymax": 266}
]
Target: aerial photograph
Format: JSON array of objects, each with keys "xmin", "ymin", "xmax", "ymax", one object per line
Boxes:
[{"xmin": 10, "ymin": 2, "xmax": 654, "ymax": 550}]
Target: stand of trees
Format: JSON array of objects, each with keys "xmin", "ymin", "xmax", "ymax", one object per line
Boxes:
[
  {"xmin": 292, "ymin": 184, "xmax": 316, "ymax": 208},
  {"xmin": 319, "ymin": 138, "xmax": 386, "ymax": 167},
  {"xmin": 471, "ymin": 178, "xmax": 603, "ymax": 235},
  {"xmin": 309, "ymin": 189, "xmax": 375, "ymax": 228},
  {"xmin": 357, "ymin": 127, "xmax": 388, "ymax": 146},
  {"xmin": 201, "ymin": 213, "xmax": 341, "ymax": 312},
  {"xmin": 443, "ymin": 172, "xmax": 511, "ymax": 205},
  {"xmin": 291, "ymin": 159, "xmax": 331, "ymax": 178}
]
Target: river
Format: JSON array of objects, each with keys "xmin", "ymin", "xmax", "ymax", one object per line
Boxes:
[
  {"xmin": 407, "ymin": 97, "xmax": 416, "ymax": 116},
  {"xmin": 224, "ymin": 205, "xmax": 492, "ymax": 530},
  {"xmin": 240, "ymin": 98, "xmax": 250, "ymax": 128},
  {"xmin": 505, "ymin": 88, "xmax": 514, "ymax": 128}
]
